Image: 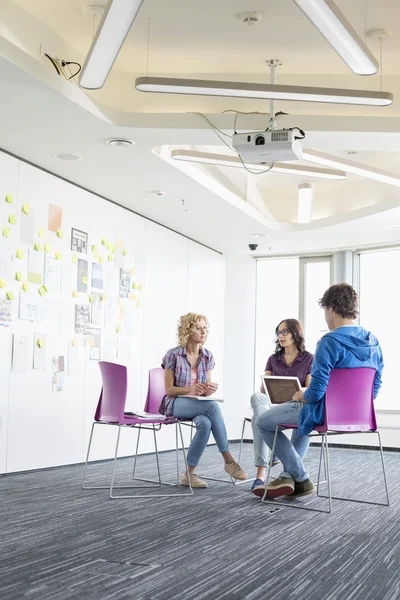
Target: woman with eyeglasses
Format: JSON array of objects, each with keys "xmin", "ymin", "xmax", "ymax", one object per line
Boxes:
[
  {"xmin": 250, "ymin": 319, "xmax": 313, "ymax": 496},
  {"xmin": 161, "ymin": 312, "xmax": 248, "ymax": 489}
]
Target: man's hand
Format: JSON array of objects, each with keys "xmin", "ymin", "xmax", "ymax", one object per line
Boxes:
[{"xmin": 292, "ymin": 389, "xmax": 305, "ymax": 402}]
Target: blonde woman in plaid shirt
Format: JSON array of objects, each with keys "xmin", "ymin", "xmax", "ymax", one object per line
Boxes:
[{"xmin": 161, "ymin": 312, "xmax": 247, "ymax": 488}]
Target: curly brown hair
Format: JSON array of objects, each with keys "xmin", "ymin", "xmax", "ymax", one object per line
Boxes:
[
  {"xmin": 318, "ymin": 283, "xmax": 359, "ymax": 319},
  {"xmin": 274, "ymin": 319, "xmax": 306, "ymax": 355},
  {"xmin": 177, "ymin": 313, "xmax": 209, "ymax": 347}
]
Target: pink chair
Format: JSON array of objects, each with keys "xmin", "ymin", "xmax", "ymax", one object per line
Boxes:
[
  {"xmin": 82, "ymin": 362, "xmax": 193, "ymax": 499},
  {"xmin": 261, "ymin": 368, "xmax": 390, "ymax": 513}
]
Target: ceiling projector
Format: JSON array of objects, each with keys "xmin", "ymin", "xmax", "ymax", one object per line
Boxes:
[{"xmin": 232, "ymin": 130, "xmax": 303, "ymax": 163}]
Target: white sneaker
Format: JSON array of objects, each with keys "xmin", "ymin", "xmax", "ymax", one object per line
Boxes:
[{"xmin": 180, "ymin": 472, "xmax": 208, "ymax": 488}]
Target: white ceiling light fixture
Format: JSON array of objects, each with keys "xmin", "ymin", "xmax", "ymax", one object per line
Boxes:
[
  {"xmin": 292, "ymin": 0, "xmax": 379, "ymax": 75},
  {"xmin": 80, "ymin": 0, "xmax": 144, "ymax": 89},
  {"xmin": 106, "ymin": 138, "xmax": 135, "ymax": 147},
  {"xmin": 171, "ymin": 149, "xmax": 347, "ymax": 180},
  {"xmin": 135, "ymin": 77, "xmax": 392, "ymax": 106},
  {"xmin": 54, "ymin": 153, "xmax": 82, "ymax": 161},
  {"xmin": 302, "ymin": 149, "xmax": 400, "ymax": 188},
  {"xmin": 298, "ymin": 183, "xmax": 313, "ymax": 223}
]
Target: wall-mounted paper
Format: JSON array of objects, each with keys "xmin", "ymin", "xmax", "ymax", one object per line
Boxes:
[
  {"xmin": 71, "ymin": 228, "xmax": 88, "ymax": 253},
  {"xmin": 44, "ymin": 255, "xmax": 61, "ymax": 293},
  {"xmin": 0, "ymin": 296, "xmax": 12, "ymax": 327},
  {"xmin": 28, "ymin": 249, "xmax": 44, "ymax": 284},
  {"xmin": 91, "ymin": 292, "xmax": 103, "ymax": 326},
  {"xmin": 89, "ymin": 328, "xmax": 101, "ymax": 361},
  {"xmin": 0, "ymin": 247, "xmax": 12, "ymax": 281},
  {"xmin": 91, "ymin": 263, "xmax": 103, "ymax": 290},
  {"xmin": 117, "ymin": 337, "xmax": 131, "ymax": 364},
  {"xmin": 33, "ymin": 332, "xmax": 47, "ymax": 370},
  {"xmin": 103, "ymin": 330, "xmax": 117, "ymax": 362},
  {"xmin": 75, "ymin": 304, "xmax": 90, "ymax": 335},
  {"xmin": 119, "ymin": 268, "xmax": 130, "ymax": 299},
  {"xmin": 104, "ymin": 297, "xmax": 114, "ymax": 326},
  {"xmin": 52, "ymin": 355, "xmax": 65, "ymax": 392},
  {"xmin": 77, "ymin": 259, "xmax": 88, "ymax": 293},
  {"xmin": 42, "ymin": 297, "xmax": 59, "ymax": 325},
  {"xmin": 105, "ymin": 263, "xmax": 118, "ymax": 296},
  {"xmin": 19, "ymin": 292, "xmax": 41, "ymax": 321},
  {"xmin": 67, "ymin": 342, "xmax": 79, "ymax": 376},
  {"xmin": 12, "ymin": 334, "xmax": 29, "ymax": 373},
  {"xmin": 114, "ymin": 241, "xmax": 124, "ymax": 268},
  {"xmin": 20, "ymin": 208, "xmax": 35, "ymax": 245},
  {"xmin": 48, "ymin": 204, "xmax": 62, "ymax": 233}
]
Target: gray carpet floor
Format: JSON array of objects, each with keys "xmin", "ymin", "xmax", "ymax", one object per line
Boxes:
[{"xmin": 1, "ymin": 442, "xmax": 399, "ymax": 600}]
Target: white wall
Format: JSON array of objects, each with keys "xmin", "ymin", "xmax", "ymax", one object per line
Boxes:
[{"xmin": 0, "ymin": 151, "xmax": 224, "ymax": 473}]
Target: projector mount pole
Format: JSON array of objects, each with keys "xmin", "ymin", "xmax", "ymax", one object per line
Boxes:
[{"xmin": 266, "ymin": 59, "xmax": 281, "ymax": 131}]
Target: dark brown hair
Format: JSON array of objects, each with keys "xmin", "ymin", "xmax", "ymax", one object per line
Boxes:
[
  {"xmin": 318, "ymin": 283, "xmax": 359, "ymax": 319},
  {"xmin": 274, "ymin": 319, "xmax": 306, "ymax": 355}
]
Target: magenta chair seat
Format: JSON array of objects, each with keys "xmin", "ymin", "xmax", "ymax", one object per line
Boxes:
[
  {"xmin": 82, "ymin": 362, "xmax": 193, "ymax": 499},
  {"xmin": 262, "ymin": 368, "xmax": 389, "ymax": 514}
]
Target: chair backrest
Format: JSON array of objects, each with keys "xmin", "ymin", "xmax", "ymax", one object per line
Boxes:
[
  {"xmin": 144, "ymin": 367, "xmax": 166, "ymax": 413},
  {"xmin": 95, "ymin": 361, "xmax": 128, "ymax": 423},
  {"xmin": 324, "ymin": 367, "xmax": 377, "ymax": 432}
]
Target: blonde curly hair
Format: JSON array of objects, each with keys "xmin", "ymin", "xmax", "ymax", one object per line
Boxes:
[{"xmin": 177, "ymin": 313, "xmax": 209, "ymax": 347}]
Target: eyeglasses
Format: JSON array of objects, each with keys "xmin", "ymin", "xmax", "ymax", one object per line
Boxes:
[{"xmin": 276, "ymin": 328, "xmax": 290, "ymax": 337}]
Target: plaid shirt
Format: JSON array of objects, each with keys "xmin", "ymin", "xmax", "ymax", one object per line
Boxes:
[{"xmin": 160, "ymin": 346, "xmax": 215, "ymax": 416}]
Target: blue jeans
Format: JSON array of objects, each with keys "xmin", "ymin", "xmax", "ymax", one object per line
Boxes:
[
  {"xmin": 172, "ymin": 398, "xmax": 229, "ymax": 467},
  {"xmin": 256, "ymin": 402, "xmax": 310, "ymax": 482}
]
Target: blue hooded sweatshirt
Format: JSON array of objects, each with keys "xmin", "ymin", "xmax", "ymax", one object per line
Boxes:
[{"xmin": 299, "ymin": 326, "xmax": 384, "ymax": 436}]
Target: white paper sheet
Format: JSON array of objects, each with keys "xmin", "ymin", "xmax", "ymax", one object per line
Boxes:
[
  {"xmin": 44, "ymin": 255, "xmax": 61, "ymax": 293},
  {"xmin": 28, "ymin": 249, "xmax": 44, "ymax": 285},
  {"xmin": 12, "ymin": 334, "xmax": 29, "ymax": 373},
  {"xmin": 0, "ymin": 296, "xmax": 12, "ymax": 327},
  {"xmin": 19, "ymin": 293, "xmax": 41, "ymax": 322},
  {"xmin": 41, "ymin": 297, "xmax": 59, "ymax": 325},
  {"xmin": 0, "ymin": 247, "xmax": 12, "ymax": 281},
  {"xmin": 89, "ymin": 327, "xmax": 101, "ymax": 361},
  {"xmin": 104, "ymin": 297, "xmax": 114, "ymax": 327},
  {"xmin": 67, "ymin": 342, "xmax": 79, "ymax": 375},
  {"xmin": 20, "ymin": 208, "xmax": 35, "ymax": 245},
  {"xmin": 103, "ymin": 330, "xmax": 117, "ymax": 361},
  {"xmin": 52, "ymin": 356, "xmax": 65, "ymax": 392},
  {"xmin": 33, "ymin": 333, "xmax": 47, "ymax": 370},
  {"xmin": 91, "ymin": 292, "xmax": 103, "ymax": 326}
]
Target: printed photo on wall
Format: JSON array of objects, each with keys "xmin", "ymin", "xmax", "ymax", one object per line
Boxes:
[
  {"xmin": 77, "ymin": 258, "xmax": 88, "ymax": 293},
  {"xmin": 0, "ymin": 296, "xmax": 12, "ymax": 327},
  {"xmin": 48, "ymin": 204, "xmax": 63, "ymax": 233},
  {"xmin": 89, "ymin": 328, "xmax": 101, "ymax": 361},
  {"xmin": 91, "ymin": 292, "xmax": 103, "ymax": 326},
  {"xmin": 52, "ymin": 355, "xmax": 65, "ymax": 392},
  {"xmin": 91, "ymin": 262, "xmax": 104, "ymax": 290},
  {"xmin": 119, "ymin": 268, "xmax": 130, "ymax": 298},
  {"xmin": 71, "ymin": 228, "xmax": 88, "ymax": 254},
  {"xmin": 75, "ymin": 304, "xmax": 90, "ymax": 335}
]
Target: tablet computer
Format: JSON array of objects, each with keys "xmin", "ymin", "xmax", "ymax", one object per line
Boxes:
[{"xmin": 262, "ymin": 376, "xmax": 300, "ymax": 404}]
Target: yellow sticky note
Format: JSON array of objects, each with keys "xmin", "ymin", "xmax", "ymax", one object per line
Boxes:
[
  {"xmin": 72, "ymin": 255, "xmax": 77, "ymax": 264},
  {"xmin": 2, "ymin": 227, "xmax": 10, "ymax": 238},
  {"xmin": 118, "ymin": 238, "xmax": 123, "ymax": 247},
  {"xmin": 8, "ymin": 214, "xmax": 16, "ymax": 225},
  {"xmin": 123, "ymin": 248, "xmax": 127, "ymax": 256},
  {"xmin": 111, "ymin": 245, "xmax": 116, "ymax": 253},
  {"xmin": 120, "ymin": 305, "xmax": 125, "ymax": 314},
  {"xmin": 92, "ymin": 245, "xmax": 98, "ymax": 253},
  {"xmin": 6, "ymin": 291, "xmax": 14, "ymax": 301},
  {"xmin": 101, "ymin": 238, "xmax": 107, "ymax": 246},
  {"xmin": 130, "ymin": 267, "xmax": 135, "ymax": 276},
  {"xmin": 15, "ymin": 271, "xmax": 22, "ymax": 282},
  {"xmin": 108, "ymin": 253, "xmax": 113, "ymax": 262},
  {"xmin": 71, "ymin": 337, "xmax": 77, "ymax": 347},
  {"xmin": 138, "ymin": 284, "xmax": 143, "ymax": 291},
  {"xmin": 81, "ymin": 276, "xmax": 88, "ymax": 285},
  {"xmin": 107, "ymin": 243, "xmax": 112, "ymax": 251},
  {"xmin": 37, "ymin": 338, "xmax": 44, "ymax": 348},
  {"xmin": 44, "ymin": 243, "xmax": 51, "ymax": 253},
  {"xmin": 93, "ymin": 254, "xmax": 99, "ymax": 262},
  {"xmin": 132, "ymin": 282, "xmax": 138, "ymax": 290},
  {"xmin": 16, "ymin": 249, "xmax": 24, "ymax": 259},
  {"xmin": 136, "ymin": 300, "xmax": 141, "ymax": 309},
  {"xmin": 116, "ymin": 325, "xmax": 122, "ymax": 333},
  {"xmin": 5, "ymin": 193, "xmax": 13, "ymax": 204},
  {"xmin": 38, "ymin": 285, "xmax": 47, "ymax": 296},
  {"xmin": 72, "ymin": 289, "xmax": 79, "ymax": 298},
  {"xmin": 0, "ymin": 279, "xmax": 6, "ymax": 289},
  {"xmin": 22, "ymin": 282, "xmax": 29, "ymax": 292},
  {"xmin": 55, "ymin": 252, "xmax": 62, "ymax": 260},
  {"xmin": 87, "ymin": 336, "xmax": 95, "ymax": 347},
  {"xmin": 56, "ymin": 229, "xmax": 63, "ymax": 238},
  {"xmin": 89, "ymin": 293, "xmax": 94, "ymax": 303},
  {"xmin": 22, "ymin": 203, "xmax": 30, "ymax": 214},
  {"xmin": 34, "ymin": 243, "xmax": 41, "ymax": 252},
  {"xmin": 99, "ymin": 256, "xmax": 104, "ymax": 264},
  {"xmin": 38, "ymin": 228, "xmax": 45, "ymax": 238},
  {"xmin": 130, "ymin": 293, "xmax": 136, "ymax": 301},
  {"xmin": 100, "ymin": 294, "xmax": 105, "ymax": 301}
]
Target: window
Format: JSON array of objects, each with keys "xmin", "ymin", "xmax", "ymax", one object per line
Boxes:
[{"xmin": 299, "ymin": 257, "xmax": 332, "ymax": 354}]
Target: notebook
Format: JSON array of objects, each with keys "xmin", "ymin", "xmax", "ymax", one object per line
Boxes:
[
  {"xmin": 124, "ymin": 411, "xmax": 166, "ymax": 420},
  {"xmin": 262, "ymin": 376, "xmax": 300, "ymax": 404},
  {"xmin": 176, "ymin": 395, "xmax": 224, "ymax": 403}
]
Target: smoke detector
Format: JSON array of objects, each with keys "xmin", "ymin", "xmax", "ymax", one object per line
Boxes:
[
  {"xmin": 238, "ymin": 12, "xmax": 262, "ymax": 27},
  {"xmin": 106, "ymin": 139, "xmax": 135, "ymax": 147}
]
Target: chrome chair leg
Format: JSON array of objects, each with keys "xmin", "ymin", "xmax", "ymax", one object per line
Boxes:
[
  {"xmin": 132, "ymin": 425, "xmax": 141, "ymax": 478},
  {"xmin": 81, "ymin": 422, "xmax": 97, "ymax": 489}
]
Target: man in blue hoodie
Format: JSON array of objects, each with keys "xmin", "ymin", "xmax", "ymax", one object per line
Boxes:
[{"xmin": 255, "ymin": 282, "xmax": 383, "ymax": 500}]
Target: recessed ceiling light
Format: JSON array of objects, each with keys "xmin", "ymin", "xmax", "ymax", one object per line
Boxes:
[
  {"xmin": 54, "ymin": 153, "xmax": 82, "ymax": 161},
  {"xmin": 106, "ymin": 139, "xmax": 135, "ymax": 147},
  {"xmin": 251, "ymin": 233, "xmax": 265, "ymax": 239},
  {"xmin": 382, "ymin": 224, "xmax": 400, "ymax": 231}
]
